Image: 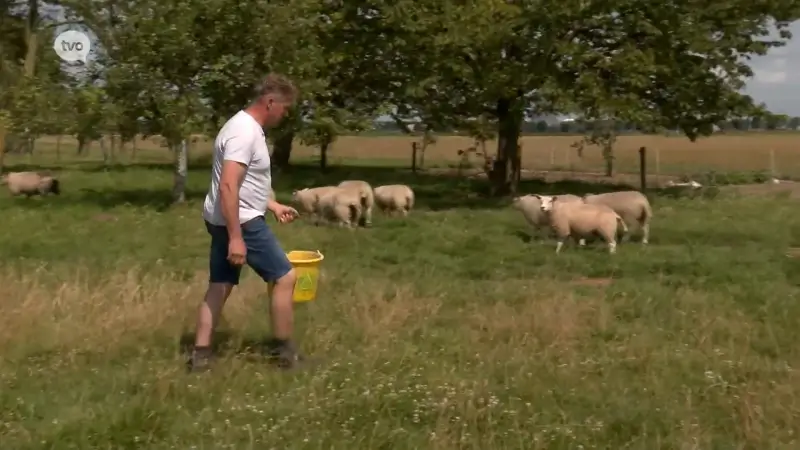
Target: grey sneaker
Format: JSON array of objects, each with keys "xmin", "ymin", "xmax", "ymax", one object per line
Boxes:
[
  {"xmin": 187, "ymin": 348, "xmax": 213, "ymax": 373},
  {"xmin": 264, "ymin": 339, "xmax": 314, "ymax": 370}
]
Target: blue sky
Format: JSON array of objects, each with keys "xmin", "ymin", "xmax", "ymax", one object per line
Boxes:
[{"xmin": 742, "ymin": 21, "xmax": 800, "ymax": 115}]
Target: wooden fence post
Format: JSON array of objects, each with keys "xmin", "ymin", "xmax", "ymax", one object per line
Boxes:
[
  {"xmin": 411, "ymin": 141, "xmax": 418, "ymax": 173},
  {"xmin": 638, "ymin": 146, "xmax": 647, "ymax": 191}
]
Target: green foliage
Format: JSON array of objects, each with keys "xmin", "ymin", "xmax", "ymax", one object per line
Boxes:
[
  {"xmin": 320, "ymin": 0, "xmax": 799, "ymax": 192},
  {"xmin": 66, "ymin": 84, "xmax": 106, "ymax": 143}
]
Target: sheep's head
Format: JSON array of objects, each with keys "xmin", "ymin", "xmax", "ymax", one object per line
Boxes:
[
  {"xmin": 534, "ymin": 194, "xmax": 556, "ymax": 212},
  {"xmin": 291, "ymin": 188, "xmax": 309, "ymax": 203}
]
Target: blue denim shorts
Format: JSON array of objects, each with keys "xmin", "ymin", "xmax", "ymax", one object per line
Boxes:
[{"xmin": 205, "ymin": 217, "xmax": 293, "ymax": 285}]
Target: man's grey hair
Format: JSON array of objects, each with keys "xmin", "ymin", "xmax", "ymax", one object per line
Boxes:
[{"xmin": 254, "ymin": 73, "xmax": 298, "ymax": 103}]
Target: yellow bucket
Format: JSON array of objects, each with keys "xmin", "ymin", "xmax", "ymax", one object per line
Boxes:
[{"xmin": 269, "ymin": 250, "xmax": 324, "ymax": 303}]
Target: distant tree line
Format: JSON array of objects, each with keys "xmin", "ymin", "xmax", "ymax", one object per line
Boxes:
[
  {"xmin": 371, "ymin": 115, "xmax": 800, "ymax": 135},
  {"xmin": 2, "ymin": 0, "xmax": 798, "ymax": 199}
]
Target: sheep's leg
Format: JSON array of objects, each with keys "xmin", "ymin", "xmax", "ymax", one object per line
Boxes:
[
  {"xmin": 608, "ymin": 240, "xmax": 617, "ymax": 254},
  {"xmin": 555, "ymin": 239, "xmax": 566, "ymax": 254},
  {"xmin": 363, "ymin": 205, "xmax": 372, "ymax": 227},
  {"xmin": 578, "ymin": 238, "xmax": 586, "ymax": 246},
  {"xmin": 641, "ymin": 221, "xmax": 650, "ymax": 245},
  {"xmin": 621, "ymin": 222, "xmax": 632, "ymax": 243}
]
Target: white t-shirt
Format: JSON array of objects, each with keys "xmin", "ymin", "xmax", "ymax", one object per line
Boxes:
[{"xmin": 203, "ymin": 110, "xmax": 273, "ymax": 226}]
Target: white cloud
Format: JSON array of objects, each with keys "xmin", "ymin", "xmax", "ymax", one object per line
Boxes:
[
  {"xmin": 754, "ymin": 69, "xmax": 788, "ymax": 84},
  {"xmin": 744, "ymin": 21, "xmax": 800, "ymax": 114},
  {"xmin": 753, "ymin": 57, "xmax": 788, "ymax": 84}
]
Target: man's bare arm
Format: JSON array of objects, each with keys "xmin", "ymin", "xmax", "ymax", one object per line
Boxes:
[{"xmin": 220, "ymin": 160, "xmax": 248, "ymax": 239}]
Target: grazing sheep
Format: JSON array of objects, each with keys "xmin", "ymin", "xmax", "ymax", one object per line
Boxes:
[
  {"xmin": 291, "ymin": 186, "xmax": 339, "ymax": 222},
  {"xmin": 511, "ymin": 194, "xmax": 585, "ymax": 242},
  {"xmin": 1, "ymin": 171, "xmax": 60, "ymax": 197},
  {"xmin": 317, "ymin": 188, "xmax": 363, "ymax": 228},
  {"xmin": 536, "ymin": 194, "xmax": 627, "ymax": 254},
  {"xmin": 582, "ymin": 191, "xmax": 652, "ymax": 244},
  {"xmin": 374, "ymin": 184, "xmax": 415, "ymax": 216},
  {"xmin": 337, "ymin": 180, "xmax": 374, "ymax": 227}
]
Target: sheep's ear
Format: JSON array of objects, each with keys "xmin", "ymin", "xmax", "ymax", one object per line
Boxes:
[{"xmin": 532, "ymin": 194, "xmax": 541, "ymax": 200}]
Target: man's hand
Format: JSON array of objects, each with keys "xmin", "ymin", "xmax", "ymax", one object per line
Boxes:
[
  {"xmin": 270, "ymin": 202, "xmax": 299, "ymax": 224},
  {"xmin": 228, "ymin": 237, "xmax": 247, "ymax": 266}
]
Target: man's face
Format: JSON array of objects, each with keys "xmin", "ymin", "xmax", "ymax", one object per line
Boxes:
[{"xmin": 262, "ymin": 95, "xmax": 293, "ymax": 127}]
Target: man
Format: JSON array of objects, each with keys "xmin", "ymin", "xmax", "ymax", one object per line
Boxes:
[{"xmin": 189, "ymin": 73, "xmax": 303, "ymax": 373}]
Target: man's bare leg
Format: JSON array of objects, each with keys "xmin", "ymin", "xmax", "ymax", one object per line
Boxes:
[
  {"xmin": 189, "ymin": 282, "xmax": 234, "ymax": 372},
  {"xmin": 195, "ymin": 282, "xmax": 234, "ymax": 347},
  {"xmin": 267, "ymin": 269, "xmax": 300, "ymax": 367}
]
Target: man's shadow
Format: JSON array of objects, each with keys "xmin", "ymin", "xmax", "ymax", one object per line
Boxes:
[{"xmin": 178, "ymin": 330, "xmax": 284, "ymax": 360}]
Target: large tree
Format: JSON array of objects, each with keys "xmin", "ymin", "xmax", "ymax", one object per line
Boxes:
[{"xmin": 322, "ymin": 0, "xmax": 799, "ymax": 195}]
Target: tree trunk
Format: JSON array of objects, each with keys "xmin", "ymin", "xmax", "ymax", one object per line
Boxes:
[
  {"xmin": 491, "ymin": 97, "xmax": 523, "ymax": 196},
  {"xmin": 319, "ymin": 141, "xmax": 329, "ymax": 171},
  {"xmin": 77, "ymin": 136, "xmax": 86, "ymax": 155},
  {"xmin": 99, "ymin": 138, "xmax": 109, "ymax": 165},
  {"xmin": 55, "ymin": 135, "xmax": 62, "ymax": 161},
  {"xmin": 603, "ymin": 142, "xmax": 614, "ymax": 177},
  {"xmin": 23, "ymin": 0, "xmax": 39, "ymax": 77},
  {"xmin": 26, "ymin": 135, "xmax": 33, "ymax": 165},
  {"xmin": 109, "ymin": 134, "xmax": 117, "ymax": 164},
  {"xmin": 131, "ymin": 139, "xmax": 138, "ymax": 161},
  {"xmin": 271, "ymin": 130, "xmax": 294, "ymax": 168},
  {"xmin": 172, "ymin": 139, "xmax": 188, "ymax": 203},
  {"xmin": 0, "ymin": 125, "xmax": 6, "ymax": 175}
]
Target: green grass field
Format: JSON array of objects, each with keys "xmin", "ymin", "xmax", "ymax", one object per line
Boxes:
[{"xmin": 2, "ymin": 157, "xmax": 800, "ymax": 448}]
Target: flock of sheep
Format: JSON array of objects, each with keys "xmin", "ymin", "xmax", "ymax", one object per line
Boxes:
[
  {"xmin": 289, "ymin": 180, "xmax": 415, "ymax": 228},
  {"xmin": 2, "ymin": 171, "xmax": 652, "ymax": 256},
  {"xmin": 285, "ymin": 177, "xmax": 653, "ymax": 256},
  {"xmin": 511, "ymin": 190, "xmax": 653, "ymax": 254}
]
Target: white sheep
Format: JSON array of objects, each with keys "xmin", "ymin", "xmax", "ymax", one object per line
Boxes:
[
  {"xmin": 373, "ymin": 184, "xmax": 415, "ymax": 216},
  {"xmin": 1, "ymin": 171, "xmax": 60, "ymax": 196},
  {"xmin": 511, "ymin": 194, "xmax": 585, "ymax": 242},
  {"xmin": 291, "ymin": 186, "xmax": 339, "ymax": 222},
  {"xmin": 337, "ymin": 180, "xmax": 374, "ymax": 227},
  {"xmin": 582, "ymin": 190, "xmax": 652, "ymax": 244},
  {"xmin": 536, "ymin": 194, "xmax": 628, "ymax": 254},
  {"xmin": 317, "ymin": 188, "xmax": 363, "ymax": 228}
]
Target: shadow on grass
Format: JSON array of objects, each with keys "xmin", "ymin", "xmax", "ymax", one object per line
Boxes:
[
  {"xmin": 4, "ymin": 160, "xmax": 656, "ymax": 211},
  {"xmin": 75, "ymin": 187, "xmax": 207, "ymax": 211},
  {"xmin": 178, "ymin": 331, "xmax": 290, "ymax": 362},
  {"xmin": 2, "ymin": 187, "xmax": 207, "ymax": 212},
  {"xmin": 4, "ymin": 161, "xmax": 213, "ymax": 174}
]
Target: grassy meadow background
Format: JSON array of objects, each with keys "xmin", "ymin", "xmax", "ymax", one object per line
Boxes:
[{"xmin": 2, "ymin": 133, "xmax": 800, "ymax": 448}]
